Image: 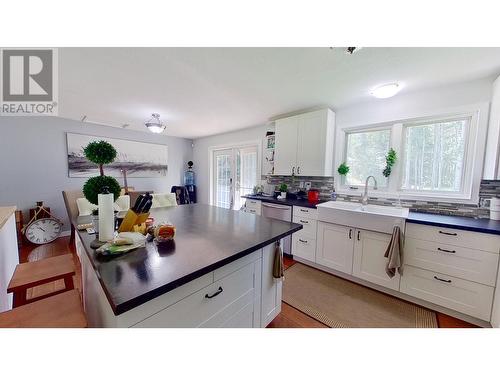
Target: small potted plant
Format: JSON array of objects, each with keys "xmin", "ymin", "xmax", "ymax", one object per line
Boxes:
[{"xmin": 278, "ymin": 183, "xmax": 288, "ymax": 199}]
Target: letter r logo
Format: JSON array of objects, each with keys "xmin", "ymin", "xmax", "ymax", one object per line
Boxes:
[{"xmin": 2, "ymin": 49, "xmax": 53, "ymax": 102}]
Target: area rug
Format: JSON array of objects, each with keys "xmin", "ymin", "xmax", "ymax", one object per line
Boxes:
[{"xmin": 282, "ymin": 263, "xmax": 438, "ymax": 328}]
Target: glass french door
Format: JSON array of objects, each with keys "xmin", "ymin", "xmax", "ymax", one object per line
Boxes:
[{"xmin": 212, "ymin": 145, "xmax": 258, "ymax": 210}]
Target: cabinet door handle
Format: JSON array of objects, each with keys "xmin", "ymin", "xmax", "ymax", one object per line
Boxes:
[
  {"xmin": 297, "ymin": 166, "xmax": 300, "ymax": 174},
  {"xmin": 357, "ymin": 230, "xmax": 361, "ymax": 241},
  {"xmin": 205, "ymin": 286, "xmax": 223, "ymax": 299},
  {"xmin": 292, "ymin": 166, "xmax": 295, "ymax": 175},
  {"xmin": 433, "ymin": 276, "xmax": 452, "ymax": 283},
  {"xmin": 349, "ymin": 229, "xmax": 352, "ymax": 239},
  {"xmin": 299, "ymin": 219, "xmax": 309, "ymax": 224},
  {"xmin": 299, "ymin": 239, "xmax": 308, "ymax": 244},
  {"xmin": 438, "ymin": 230, "xmax": 457, "ymax": 236},
  {"xmin": 437, "ymin": 247, "xmax": 456, "ymax": 254}
]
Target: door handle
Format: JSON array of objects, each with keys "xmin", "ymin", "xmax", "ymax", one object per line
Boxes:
[
  {"xmin": 357, "ymin": 230, "xmax": 361, "ymax": 241},
  {"xmin": 438, "ymin": 230, "xmax": 457, "ymax": 236},
  {"xmin": 437, "ymin": 247, "xmax": 456, "ymax": 254},
  {"xmin": 292, "ymin": 166, "xmax": 295, "ymax": 175},
  {"xmin": 205, "ymin": 286, "xmax": 223, "ymax": 299},
  {"xmin": 349, "ymin": 229, "xmax": 352, "ymax": 239},
  {"xmin": 433, "ymin": 276, "xmax": 452, "ymax": 283},
  {"xmin": 297, "ymin": 166, "xmax": 300, "ymax": 174}
]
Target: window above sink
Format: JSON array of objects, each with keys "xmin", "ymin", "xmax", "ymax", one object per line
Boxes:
[{"xmin": 335, "ymin": 104, "xmax": 488, "ymax": 204}]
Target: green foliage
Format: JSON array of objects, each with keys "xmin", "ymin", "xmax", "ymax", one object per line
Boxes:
[
  {"xmin": 337, "ymin": 162, "xmax": 350, "ymax": 176},
  {"xmin": 382, "ymin": 148, "xmax": 397, "ymax": 178},
  {"xmin": 279, "ymin": 183, "xmax": 288, "ymax": 192},
  {"xmin": 83, "ymin": 141, "xmax": 117, "ymax": 166},
  {"xmin": 83, "ymin": 175, "xmax": 121, "ymax": 205}
]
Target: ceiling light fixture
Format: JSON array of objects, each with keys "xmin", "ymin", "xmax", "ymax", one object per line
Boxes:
[
  {"xmin": 145, "ymin": 113, "xmax": 166, "ymax": 134},
  {"xmin": 371, "ymin": 83, "xmax": 401, "ymax": 99}
]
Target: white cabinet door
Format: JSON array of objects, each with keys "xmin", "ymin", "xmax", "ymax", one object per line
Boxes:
[
  {"xmin": 352, "ymin": 229, "xmax": 400, "ymax": 291},
  {"xmin": 296, "ymin": 110, "xmax": 328, "ymax": 176},
  {"xmin": 274, "ymin": 116, "xmax": 299, "ymax": 175},
  {"xmin": 316, "ymin": 222, "xmax": 354, "ymax": 274},
  {"xmin": 261, "ymin": 243, "xmax": 282, "ymax": 327}
]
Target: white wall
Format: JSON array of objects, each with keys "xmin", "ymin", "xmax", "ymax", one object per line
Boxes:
[
  {"xmin": 0, "ymin": 116, "xmax": 193, "ymax": 230},
  {"xmin": 484, "ymin": 75, "xmax": 500, "ymax": 179},
  {"xmin": 193, "ymin": 124, "xmax": 267, "ymax": 204},
  {"xmin": 193, "ymin": 77, "xmax": 497, "ymax": 205}
]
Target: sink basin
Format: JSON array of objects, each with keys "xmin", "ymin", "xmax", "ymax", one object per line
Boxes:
[{"xmin": 316, "ymin": 201, "xmax": 408, "ymax": 234}]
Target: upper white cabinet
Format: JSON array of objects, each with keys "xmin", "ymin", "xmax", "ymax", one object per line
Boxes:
[{"xmin": 274, "ymin": 109, "xmax": 335, "ymax": 176}]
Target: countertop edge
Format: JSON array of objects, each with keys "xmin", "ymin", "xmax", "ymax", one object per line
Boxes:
[
  {"xmin": 0, "ymin": 206, "xmax": 17, "ymax": 230},
  {"xmin": 78, "ymin": 223, "xmax": 302, "ymax": 315},
  {"xmin": 407, "ymin": 213, "xmax": 500, "ymax": 236}
]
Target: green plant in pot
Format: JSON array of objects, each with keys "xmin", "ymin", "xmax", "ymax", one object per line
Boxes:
[
  {"xmin": 278, "ymin": 183, "xmax": 288, "ymax": 199},
  {"xmin": 82, "ymin": 140, "xmax": 121, "ymax": 216}
]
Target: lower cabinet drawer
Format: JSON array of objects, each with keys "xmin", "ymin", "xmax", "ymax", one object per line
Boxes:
[
  {"xmin": 292, "ymin": 216, "xmax": 317, "ymax": 238},
  {"xmin": 400, "ymin": 265, "xmax": 494, "ymax": 321},
  {"xmin": 291, "ymin": 234, "xmax": 316, "ymax": 262},
  {"xmin": 133, "ymin": 262, "xmax": 256, "ymax": 327},
  {"xmin": 404, "ymin": 238, "xmax": 499, "ymax": 286},
  {"xmin": 245, "ymin": 207, "xmax": 261, "ymax": 215}
]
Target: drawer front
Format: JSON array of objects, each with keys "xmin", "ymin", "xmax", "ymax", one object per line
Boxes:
[
  {"xmin": 406, "ymin": 223, "xmax": 500, "ymax": 254},
  {"xmin": 134, "ymin": 262, "xmax": 256, "ymax": 327},
  {"xmin": 404, "ymin": 238, "xmax": 499, "ymax": 286},
  {"xmin": 246, "ymin": 207, "xmax": 261, "ymax": 215},
  {"xmin": 400, "ymin": 265, "xmax": 494, "ymax": 321},
  {"xmin": 293, "ymin": 206, "xmax": 318, "ymax": 220},
  {"xmin": 292, "ymin": 216, "xmax": 317, "ymax": 238},
  {"xmin": 246, "ymin": 199, "xmax": 262, "ymax": 210},
  {"xmin": 291, "ymin": 234, "xmax": 316, "ymax": 262}
]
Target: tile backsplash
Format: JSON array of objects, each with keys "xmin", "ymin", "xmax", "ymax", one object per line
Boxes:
[{"xmin": 263, "ymin": 175, "xmax": 500, "ymax": 218}]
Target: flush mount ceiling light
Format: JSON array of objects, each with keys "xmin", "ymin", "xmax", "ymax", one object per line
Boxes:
[
  {"xmin": 371, "ymin": 83, "xmax": 401, "ymax": 99},
  {"xmin": 145, "ymin": 113, "xmax": 166, "ymax": 134}
]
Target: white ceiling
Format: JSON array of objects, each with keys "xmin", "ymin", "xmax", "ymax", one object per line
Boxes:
[{"xmin": 58, "ymin": 47, "xmax": 500, "ymax": 139}]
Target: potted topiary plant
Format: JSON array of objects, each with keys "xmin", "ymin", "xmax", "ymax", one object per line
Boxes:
[{"xmin": 82, "ymin": 141, "xmax": 121, "ymax": 228}]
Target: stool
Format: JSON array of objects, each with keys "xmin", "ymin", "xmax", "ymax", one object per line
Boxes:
[
  {"xmin": 0, "ymin": 290, "xmax": 87, "ymax": 328},
  {"xmin": 7, "ymin": 254, "xmax": 76, "ymax": 308}
]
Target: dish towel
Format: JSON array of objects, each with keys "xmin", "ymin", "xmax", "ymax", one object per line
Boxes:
[
  {"xmin": 272, "ymin": 241, "xmax": 284, "ymax": 279},
  {"xmin": 384, "ymin": 226, "xmax": 402, "ymax": 278}
]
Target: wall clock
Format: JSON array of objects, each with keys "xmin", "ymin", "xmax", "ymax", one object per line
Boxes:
[{"xmin": 24, "ymin": 218, "xmax": 63, "ymax": 245}]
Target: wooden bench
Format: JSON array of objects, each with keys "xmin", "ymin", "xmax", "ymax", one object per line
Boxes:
[
  {"xmin": 0, "ymin": 290, "xmax": 86, "ymax": 328},
  {"xmin": 7, "ymin": 254, "xmax": 76, "ymax": 307}
]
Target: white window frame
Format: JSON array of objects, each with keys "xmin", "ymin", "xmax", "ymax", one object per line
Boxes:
[
  {"xmin": 335, "ymin": 103, "xmax": 488, "ymax": 204},
  {"xmin": 340, "ymin": 125, "xmax": 393, "ymax": 192}
]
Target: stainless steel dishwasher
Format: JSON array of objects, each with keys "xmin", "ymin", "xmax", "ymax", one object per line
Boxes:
[{"xmin": 261, "ymin": 202, "xmax": 293, "ymax": 255}]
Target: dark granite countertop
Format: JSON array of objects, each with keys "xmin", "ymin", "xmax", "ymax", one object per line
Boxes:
[
  {"xmin": 76, "ymin": 204, "xmax": 302, "ymax": 315},
  {"xmin": 407, "ymin": 212, "xmax": 500, "ymax": 235},
  {"xmin": 242, "ymin": 194, "xmax": 326, "ymax": 209}
]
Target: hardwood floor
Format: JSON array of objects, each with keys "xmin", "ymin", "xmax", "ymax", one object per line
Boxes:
[{"xmin": 18, "ymin": 239, "xmax": 478, "ymax": 328}]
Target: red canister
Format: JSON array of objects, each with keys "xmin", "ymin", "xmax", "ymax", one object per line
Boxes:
[{"xmin": 308, "ymin": 189, "xmax": 320, "ymax": 202}]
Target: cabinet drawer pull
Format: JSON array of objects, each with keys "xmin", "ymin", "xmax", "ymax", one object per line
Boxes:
[
  {"xmin": 300, "ymin": 209, "xmax": 308, "ymax": 213},
  {"xmin": 205, "ymin": 286, "xmax": 223, "ymax": 299},
  {"xmin": 299, "ymin": 219, "xmax": 309, "ymax": 224},
  {"xmin": 349, "ymin": 229, "xmax": 352, "ymax": 239},
  {"xmin": 299, "ymin": 239, "xmax": 308, "ymax": 244},
  {"xmin": 437, "ymin": 247, "xmax": 456, "ymax": 254},
  {"xmin": 433, "ymin": 276, "xmax": 452, "ymax": 283},
  {"xmin": 438, "ymin": 230, "xmax": 457, "ymax": 236}
]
